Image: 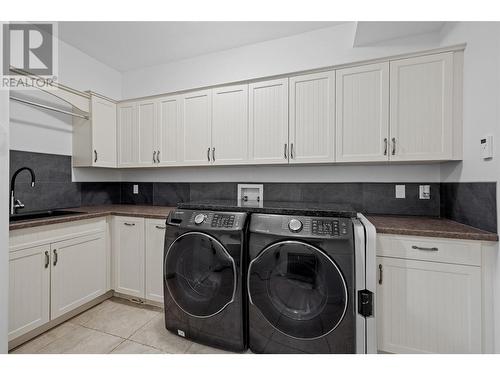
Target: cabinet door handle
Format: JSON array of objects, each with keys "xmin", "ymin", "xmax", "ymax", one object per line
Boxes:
[
  {"xmin": 212, "ymin": 147, "xmax": 215, "ymax": 162},
  {"xmin": 290, "ymin": 143, "xmax": 294, "ymax": 159},
  {"xmin": 44, "ymin": 251, "xmax": 50, "ymax": 269},
  {"xmin": 156, "ymin": 150, "xmax": 160, "ymax": 163},
  {"xmin": 378, "ymin": 264, "xmax": 383, "ymax": 285},
  {"xmin": 53, "ymin": 249, "xmax": 58, "ymax": 267},
  {"xmin": 124, "ymin": 222, "xmax": 135, "ymax": 226},
  {"xmin": 153, "ymin": 151, "xmax": 157, "ymax": 163},
  {"xmin": 383, "ymin": 138, "xmax": 388, "ymax": 156},
  {"xmin": 412, "ymin": 245, "xmax": 438, "ymax": 251},
  {"xmin": 207, "ymin": 147, "xmax": 211, "ymax": 162},
  {"xmin": 155, "ymin": 225, "xmax": 166, "ymax": 230},
  {"xmin": 391, "ymin": 138, "xmax": 396, "ymax": 156},
  {"xmin": 94, "ymin": 150, "xmax": 98, "ymax": 163},
  {"xmin": 284, "ymin": 143, "xmax": 287, "ymax": 159}
]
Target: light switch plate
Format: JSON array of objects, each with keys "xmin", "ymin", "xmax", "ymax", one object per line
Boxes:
[
  {"xmin": 481, "ymin": 135, "xmax": 493, "ymax": 159},
  {"xmin": 133, "ymin": 184, "xmax": 139, "ymax": 194},
  {"xmin": 419, "ymin": 185, "xmax": 430, "ymax": 200},
  {"xmin": 395, "ymin": 185, "xmax": 405, "ymax": 199}
]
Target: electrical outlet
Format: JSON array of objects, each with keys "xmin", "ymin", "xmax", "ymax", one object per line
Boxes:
[
  {"xmin": 419, "ymin": 185, "xmax": 430, "ymax": 200},
  {"xmin": 133, "ymin": 184, "xmax": 139, "ymax": 195},
  {"xmin": 395, "ymin": 185, "xmax": 405, "ymax": 199}
]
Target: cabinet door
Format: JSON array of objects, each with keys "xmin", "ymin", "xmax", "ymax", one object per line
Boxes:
[
  {"xmin": 179, "ymin": 89, "xmax": 212, "ymax": 165},
  {"xmin": 137, "ymin": 100, "xmax": 157, "ymax": 167},
  {"xmin": 389, "ymin": 52, "xmax": 454, "ymax": 161},
  {"xmin": 117, "ymin": 103, "xmax": 138, "ymax": 167},
  {"xmin": 91, "ymin": 94, "xmax": 117, "ymax": 167},
  {"xmin": 248, "ymin": 78, "xmax": 289, "ymax": 164},
  {"xmin": 9, "ymin": 246, "xmax": 50, "ymax": 341},
  {"xmin": 145, "ymin": 219, "xmax": 166, "ymax": 303},
  {"xmin": 377, "ymin": 256, "xmax": 481, "ymax": 354},
  {"xmin": 113, "ymin": 217, "xmax": 145, "ymax": 298},
  {"xmin": 289, "ymin": 71, "xmax": 335, "ymax": 163},
  {"xmin": 157, "ymin": 95, "xmax": 180, "ymax": 166},
  {"xmin": 211, "ymin": 84, "xmax": 248, "ymax": 165},
  {"xmin": 336, "ymin": 63, "xmax": 389, "ymax": 162},
  {"xmin": 50, "ymin": 232, "xmax": 107, "ymax": 320}
]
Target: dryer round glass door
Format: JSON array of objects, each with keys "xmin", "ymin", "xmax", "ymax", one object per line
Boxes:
[
  {"xmin": 248, "ymin": 240, "xmax": 348, "ymax": 340},
  {"xmin": 165, "ymin": 232, "xmax": 236, "ymax": 318}
]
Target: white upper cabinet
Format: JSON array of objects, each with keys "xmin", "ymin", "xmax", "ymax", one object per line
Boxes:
[
  {"xmin": 136, "ymin": 100, "xmax": 157, "ymax": 167},
  {"xmin": 117, "ymin": 102, "xmax": 138, "ymax": 167},
  {"xmin": 211, "ymin": 84, "xmax": 249, "ymax": 165},
  {"xmin": 336, "ymin": 63, "xmax": 390, "ymax": 162},
  {"xmin": 73, "ymin": 93, "xmax": 117, "ymax": 168},
  {"xmin": 248, "ymin": 78, "xmax": 289, "ymax": 164},
  {"xmin": 389, "ymin": 52, "xmax": 455, "ymax": 161},
  {"xmin": 289, "ymin": 71, "xmax": 335, "ymax": 163},
  {"xmin": 157, "ymin": 95, "xmax": 181, "ymax": 166},
  {"xmin": 179, "ymin": 89, "xmax": 212, "ymax": 165}
]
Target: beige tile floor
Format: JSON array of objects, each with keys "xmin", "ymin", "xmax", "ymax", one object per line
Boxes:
[{"xmin": 10, "ymin": 297, "xmax": 233, "ymax": 354}]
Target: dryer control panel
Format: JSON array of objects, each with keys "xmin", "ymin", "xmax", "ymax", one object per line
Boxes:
[{"xmin": 251, "ymin": 214, "xmax": 353, "ymax": 239}]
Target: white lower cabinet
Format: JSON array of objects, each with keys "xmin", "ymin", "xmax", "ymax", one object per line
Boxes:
[
  {"xmin": 8, "ymin": 245, "xmax": 50, "ymax": 341},
  {"xmin": 113, "ymin": 216, "xmax": 145, "ymax": 298},
  {"xmin": 8, "ymin": 219, "xmax": 109, "ymax": 342},
  {"xmin": 50, "ymin": 233, "xmax": 107, "ymax": 319},
  {"xmin": 376, "ymin": 234, "xmax": 484, "ymax": 354},
  {"xmin": 145, "ymin": 219, "xmax": 166, "ymax": 303},
  {"xmin": 113, "ymin": 216, "xmax": 166, "ymax": 303}
]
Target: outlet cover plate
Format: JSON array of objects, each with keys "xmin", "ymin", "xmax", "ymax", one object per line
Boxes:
[{"xmin": 395, "ymin": 185, "xmax": 406, "ymax": 199}]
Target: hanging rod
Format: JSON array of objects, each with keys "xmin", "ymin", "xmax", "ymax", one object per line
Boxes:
[{"xmin": 10, "ymin": 96, "xmax": 89, "ymax": 120}]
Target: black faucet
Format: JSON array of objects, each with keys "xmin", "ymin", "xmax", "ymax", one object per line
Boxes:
[{"xmin": 10, "ymin": 167, "xmax": 36, "ymax": 215}]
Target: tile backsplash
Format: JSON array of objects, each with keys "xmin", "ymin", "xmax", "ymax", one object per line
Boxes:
[{"xmin": 9, "ymin": 150, "xmax": 497, "ymax": 233}]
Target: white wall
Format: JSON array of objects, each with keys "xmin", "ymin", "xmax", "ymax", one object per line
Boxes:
[
  {"xmin": 9, "ymin": 36, "xmax": 122, "ymax": 156},
  {"xmin": 122, "ymin": 22, "xmax": 442, "ymax": 99},
  {"xmin": 0, "ymin": 23, "xmax": 10, "ymax": 354},
  {"xmin": 437, "ymin": 21, "xmax": 500, "ymax": 353}
]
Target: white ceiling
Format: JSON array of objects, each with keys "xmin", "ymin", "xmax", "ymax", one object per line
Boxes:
[
  {"xmin": 58, "ymin": 21, "xmax": 345, "ymax": 72},
  {"xmin": 353, "ymin": 21, "xmax": 446, "ymax": 46}
]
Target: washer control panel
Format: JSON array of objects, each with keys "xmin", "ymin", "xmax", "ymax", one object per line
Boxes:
[
  {"xmin": 169, "ymin": 210, "xmax": 246, "ymax": 230},
  {"xmin": 211, "ymin": 213, "xmax": 236, "ymax": 228}
]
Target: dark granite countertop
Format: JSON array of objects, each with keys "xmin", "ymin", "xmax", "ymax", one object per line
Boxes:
[
  {"xmin": 9, "ymin": 205, "xmax": 175, "ymax": 231},
  {"xmin": 178, "ymin": 200, "xmax": 357, "ymax": 217},
  {"xmin": 367, "ymin": 215, "xmax": 498, "ymax": 242}
]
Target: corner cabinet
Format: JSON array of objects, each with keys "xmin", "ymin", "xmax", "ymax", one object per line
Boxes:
[
  {"xmin": 73, "ymin": 93, "xmax": 117, "ymax": 168},
  {"xmin": 112, "ymin": 216, "xmax": 166, "ymax": 304},
  {"xmin": 376, "ymin": 234, "xmax": 495, "ymax": 354}
]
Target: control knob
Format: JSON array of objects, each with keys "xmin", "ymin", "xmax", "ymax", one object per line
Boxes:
[
  {"xmin": 194, "ymin": 213, "xmax": 206, "ymax": 225},
  {"xmin": 288, "ymin": 218, "xmax": 303, "ymax": 233}
]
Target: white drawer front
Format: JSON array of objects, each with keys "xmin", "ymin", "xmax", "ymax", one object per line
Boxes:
[{"xmin": 377, "ymin": 234, "xmax": 481, "ymax": 266}]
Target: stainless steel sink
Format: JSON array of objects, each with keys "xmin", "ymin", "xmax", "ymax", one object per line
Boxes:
[{"xmin": 9, "ymin": 210, "xmax": 84, "ymax": 222}]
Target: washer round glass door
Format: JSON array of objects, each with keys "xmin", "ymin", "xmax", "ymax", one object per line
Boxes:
[
  {"xmin": 248, "ymin": 240, "xmax": 348, "ymax": 340},
  {"xmin": 165, "ymin": 232, "xmax": 236, "ymax": 318}
]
